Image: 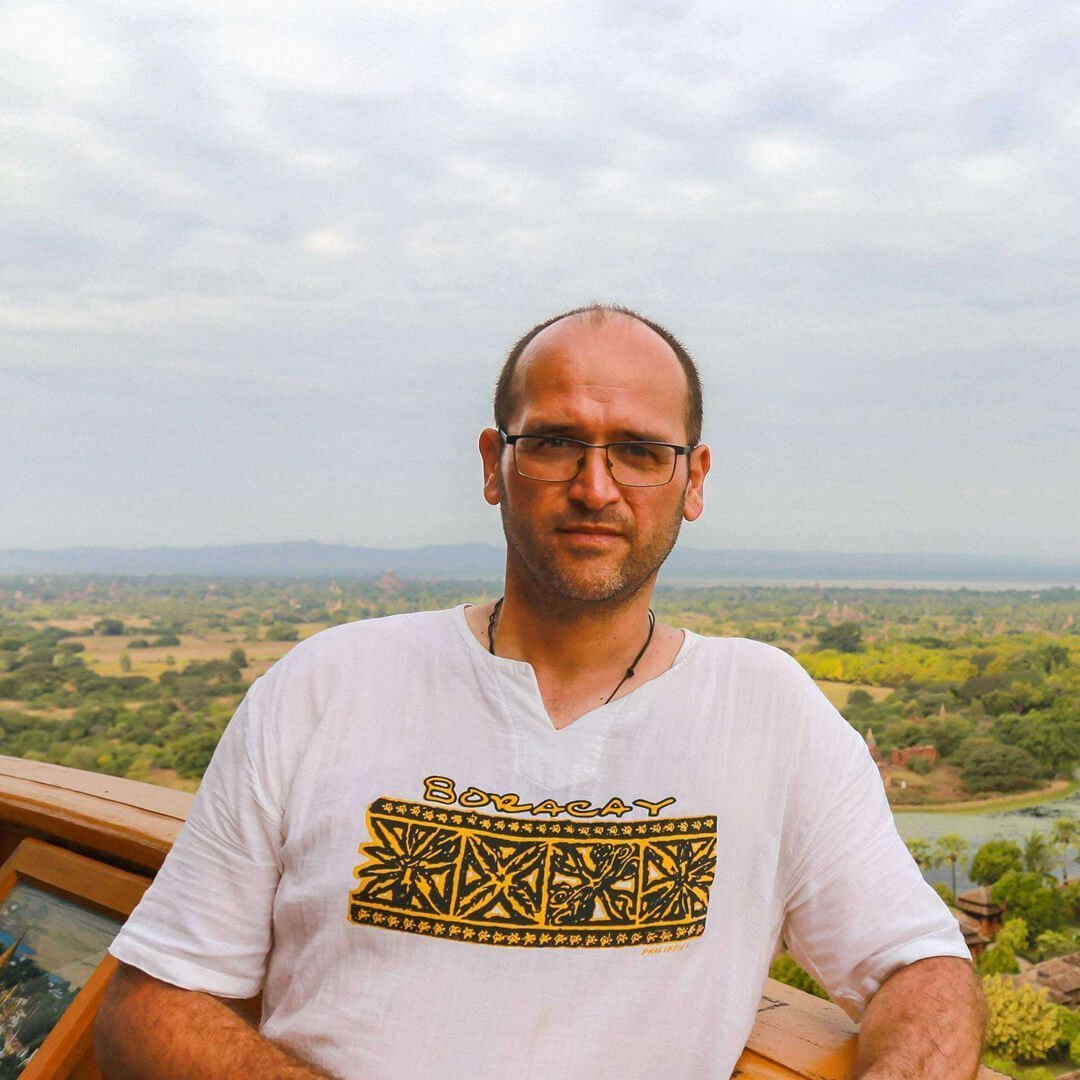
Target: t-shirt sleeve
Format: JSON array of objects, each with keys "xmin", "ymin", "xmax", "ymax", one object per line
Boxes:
[
  {"xmin": 109, "ymin": 686, "xmax": 284, "ymax": 998},
  {"xmin": 777, "ymin": 662, "xmax": 970, "ymax": 1021}
]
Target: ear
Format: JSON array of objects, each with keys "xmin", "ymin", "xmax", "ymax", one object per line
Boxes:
[
  {"xmin": 682, "ymin": 444, "xmax": 710, "ymax": 522},
  {"xmin": 479, "ymin": 428, "xmax": 504, "ymax": 506}
]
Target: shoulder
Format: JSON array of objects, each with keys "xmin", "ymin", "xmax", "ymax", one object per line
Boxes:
[
  {"xmin": 686, "ymin": 633, "xmax": 859, "ymax": 743},
  {"xmin": 248, "ymin": 607, "xmax": 460, "ymax": 708},
  {"xmin": 276, "ymin": 607, "xmax": 456, "ymax": 668},
  {"xmin": 687, "ymin": 633, "xmax": 815, "ymax": 688},
  {"xmin": 234, "ymin": 609, "xmax": 463, "ymax": 799},
  {"xmin": 268, "ymin": 607, "xmax": 456, "ymax": 674}
]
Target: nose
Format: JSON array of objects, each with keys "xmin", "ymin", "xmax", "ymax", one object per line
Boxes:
[{"xmin": 567, "ymin": 446, "xmax": 621, "ymax": 509}]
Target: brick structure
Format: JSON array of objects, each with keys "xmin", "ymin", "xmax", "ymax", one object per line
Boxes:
[
  {"xmin": 890, "ymin": 745, "xmax": 938, "ymax": 767},
  {"xmin": 864, "ymin": 728, "xmax": 891, "ymax": 787}
]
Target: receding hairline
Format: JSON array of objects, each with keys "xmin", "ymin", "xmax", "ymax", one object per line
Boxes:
[
  {"xmin": 493, "ymin": 304, "xmax": 703, "ymax": 444},
  {"xmin": 523, "ymin": 307, "xmax": 670, "ymax": 353}
]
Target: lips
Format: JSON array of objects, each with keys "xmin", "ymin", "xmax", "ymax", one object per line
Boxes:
[{"xmin": 557, "ymin": 524, "xmax": 624, "ymax": 536}]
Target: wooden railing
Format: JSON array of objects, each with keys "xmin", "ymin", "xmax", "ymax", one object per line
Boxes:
[{"xmin": 0, "ymin": 756, "xmax": 1003, "ymax": 1079}]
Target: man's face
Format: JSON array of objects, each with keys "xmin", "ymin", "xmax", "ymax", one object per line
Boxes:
[{"xmin": 480, "ymin": 314, "xmax": 710, "ymax": 607}]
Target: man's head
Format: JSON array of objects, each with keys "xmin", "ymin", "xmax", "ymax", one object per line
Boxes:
[
  {"xmin": 494, "ymin": 304, "xmax": 703, "ymax": 446},
  {"xmin": 480, "ymin": 306, "xmax": 710, "ymax": 608}
]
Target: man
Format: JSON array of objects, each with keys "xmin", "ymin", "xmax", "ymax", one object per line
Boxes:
[{"xmin": 97, "ymin": 305, "xmax": 985, "ymax": 1078}]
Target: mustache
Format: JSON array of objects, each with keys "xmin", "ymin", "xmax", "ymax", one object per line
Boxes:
[{"xmin": 556, "ymin": 516, "xmax": 631, "ymax": 531}]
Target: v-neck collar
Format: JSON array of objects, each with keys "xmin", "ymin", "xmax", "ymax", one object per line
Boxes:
[{"xmin": 453, "ymin": 604, "xmax": 698, "ymax": 788}]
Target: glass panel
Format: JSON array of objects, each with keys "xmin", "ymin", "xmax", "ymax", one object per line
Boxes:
[{"xmin": 0, "ymin": 882, "xmax": 121, "ymax": 1078}]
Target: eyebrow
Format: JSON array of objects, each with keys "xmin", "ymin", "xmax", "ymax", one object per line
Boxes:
[{"xmin": 521, "ymin": 422, "xmax": 677, "ymax": 443}]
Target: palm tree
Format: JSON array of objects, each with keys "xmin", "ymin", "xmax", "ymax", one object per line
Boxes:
[
  {"xmin": 1023, "ymin": 829, "xmax": 1055, "ymax": 879},
  {"xmin": 905, "ymin": 837, "xmax": 937, "ymax": 875},
  {"xmin": 1053, "ymin": 817, "xmax": 1078, "ymax": 883},
  {"xmin": 935, "ymin": 834, "xmax": 969, "ymax": 899}
]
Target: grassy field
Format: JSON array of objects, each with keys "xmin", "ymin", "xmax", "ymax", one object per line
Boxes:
[
  {"xmin": 813, "ymin": 679, "xmax": 894, "ymax": 709},
  {"xmin": 76, "ymin": 631, "xmax": 311, "ymax": 679},
  {"xmin": 894, "ymin": 777, "xmax": 1080, "ymax": 815},
  {"xmin": 81, "ymin": 626, "xmax": 893, "ymax": 709}
]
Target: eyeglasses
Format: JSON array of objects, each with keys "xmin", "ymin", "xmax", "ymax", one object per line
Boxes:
[{"xmin": 499, "ymin": 430, "xmax": 695, "ymax": 487}]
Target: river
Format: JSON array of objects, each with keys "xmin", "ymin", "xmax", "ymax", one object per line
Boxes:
[{"xmin": 892, "ymin": 789, "xmax": 1080, "ymax": 893}]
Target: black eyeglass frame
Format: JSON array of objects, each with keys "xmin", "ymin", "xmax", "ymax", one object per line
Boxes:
[{"xmin": 498, "ymin": 429, "xmax": 697, "ymax": 488}]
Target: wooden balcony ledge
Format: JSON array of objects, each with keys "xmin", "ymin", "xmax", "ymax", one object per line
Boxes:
[{"xmin": 0, "ymin": 756, "xmax": 1004, "ymax": 1079}]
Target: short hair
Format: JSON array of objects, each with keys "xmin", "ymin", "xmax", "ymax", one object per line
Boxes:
[{"xmin": 493, "ymin": 304, "xmax": 703, "ymax": 445}]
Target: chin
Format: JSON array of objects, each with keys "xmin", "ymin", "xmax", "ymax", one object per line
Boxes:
[{"xmin": 541, "ymin": 560, "xmax": 649, "ymax": 605}]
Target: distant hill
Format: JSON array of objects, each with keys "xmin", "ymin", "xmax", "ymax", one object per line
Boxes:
[{"xmin": 1, "ymin": 541, "xmax": 1077, "ymax": 585}]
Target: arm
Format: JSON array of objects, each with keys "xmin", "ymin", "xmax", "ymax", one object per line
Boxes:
[
  {"xmin": 94, "ymin": 963, "xmax": 336, "ymax": 1080},
  {"xmin": 855, "ymin": 956, "xmax": 986, "ymax": 1080}
]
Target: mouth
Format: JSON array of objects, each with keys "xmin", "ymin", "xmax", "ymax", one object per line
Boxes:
[
  {"xmin": 557, "ymin": 524, "xmax": 624, "ymax": 537},
  {"xmin": 556, "ymin": 525, "xmax": 626, "ymax": 546}
]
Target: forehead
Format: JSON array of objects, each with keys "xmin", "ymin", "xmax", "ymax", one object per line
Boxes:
[{"xmin": 508, "ymin": 315, "xmax": 690, "ymax": 439}]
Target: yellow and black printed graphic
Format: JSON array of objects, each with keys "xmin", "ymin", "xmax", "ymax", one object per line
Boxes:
[{"xmin": 348, "ymin": 798, "xmax": 717, "ymax": 947}]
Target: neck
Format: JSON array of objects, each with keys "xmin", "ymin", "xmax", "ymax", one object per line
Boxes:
[{"xmin": 492, "ymin": 560, "xmax": 659, "ymax": 680}]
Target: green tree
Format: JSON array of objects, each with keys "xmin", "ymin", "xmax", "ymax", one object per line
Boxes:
[
  {"xmin": 228, "ymin": 647, "xmax": 248, "ymax": 668},
  {"xmin": 905, "ymin": 837, "xmax": 937, "ymax": 873},
  {"xmin": 1058, "ymin": 1005, "xmax": 1080, "ymax": 1056},
  {"xmin": 1053, "ymin": 817, "xmax": 1078, "ymax": 882},
  {"xmin": 816, "ymin": 622, "xmax": 863, "ymax": 653},
  {"xmin": 119, "ymin": 651, "xmax": 132, "ymax": 674},
  {"xmin": 935, "ymin": 834, "xmax": 969, "ymax": 899},
  {"xmin": 173, "ymin": 731, "xmax": 222, "ymax": 779},
  {"xmin": 932, "ymin": 882, "xmax": 955, "ymax": 905},
  {"xmin": 990, "ymin": 872, "xmax": 1065, "ymax": 939},
  {"xmin": 970, "ymin": 840, "xmax": 1024, "ymax": 887},
  {"xmin": 1061, "ymin": 879, "xmax": 1080, "ymax": 920},
  {"xmin": 960, "ymin": 742, "xmax": 1042, "ymax": 794},
  {"xmin": 1024, "ymin": 831, "xmax": 1056, "ymax": 878}
]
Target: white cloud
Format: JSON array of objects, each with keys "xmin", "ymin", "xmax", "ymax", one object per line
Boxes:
[
  {"xmin": 301, "ymin": 229, "xmax": 355, "ymax": 257},
  {"xmin": 1, "ymin": 3, "xmax": 127, "ymax": 99},
  {"xmin": 2, "ymin": 0, "xmax": 1078, "ymax": 554}
]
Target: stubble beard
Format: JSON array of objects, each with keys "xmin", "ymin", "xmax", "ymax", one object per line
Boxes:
[{"xmin": 497, "ymin": 480, "xmax": 687, "ymax": 609}]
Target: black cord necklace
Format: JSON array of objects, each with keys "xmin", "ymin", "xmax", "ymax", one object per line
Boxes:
[{"xmin": 486, "ymin": 597, "xmax": 657, "ymax": 704}]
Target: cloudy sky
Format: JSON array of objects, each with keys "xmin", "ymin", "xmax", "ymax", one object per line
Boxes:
[{"xmin": 4, "ymin": 0, "xmax": 1078, "ymax": 558}]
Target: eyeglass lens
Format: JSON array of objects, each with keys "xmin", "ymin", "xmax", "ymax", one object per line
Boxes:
[{"xmin": 513, "ymin": 437, "xmax": 677, "ymax": 486}]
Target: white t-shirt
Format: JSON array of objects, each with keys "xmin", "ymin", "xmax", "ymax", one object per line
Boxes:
[{"xmin": 110, "ymin": 607, "xmax": 967, "ymax": 1079}]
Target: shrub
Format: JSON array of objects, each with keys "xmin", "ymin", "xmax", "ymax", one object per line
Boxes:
[
  {"xmin": 997, "ymin": 918, "xmax": 1030, "ymax": 953},
  {"xmin": 979, "ymin": 943, "xmax": 1019, "ymax": 975},
  {"xmin": 983, "ymin": 975, "xmax": 1063, "ymax": 1062},
  {"xmin": 1034, "ymin": 929, "xmax": 1074, "ymax": 961}
]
